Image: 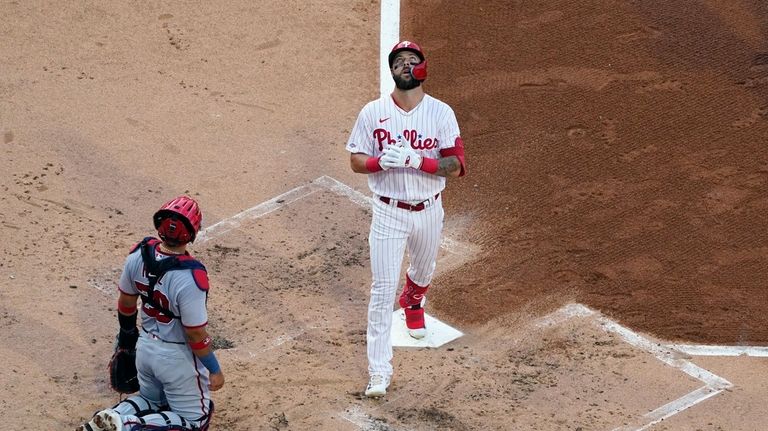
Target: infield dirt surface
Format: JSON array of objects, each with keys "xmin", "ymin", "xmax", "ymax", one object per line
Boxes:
[{"xmin": 1, "ymin": 1, "xmax": 766, "ymax": 430}]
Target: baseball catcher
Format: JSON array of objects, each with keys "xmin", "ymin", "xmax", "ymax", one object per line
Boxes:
[{"xmin": 77, "ymin": 196, "xmax": 223, "ymax": 431}]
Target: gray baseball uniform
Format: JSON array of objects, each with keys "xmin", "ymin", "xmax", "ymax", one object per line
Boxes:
[{"xmin": 110, "ymin": 244, "xmax": 213, "ymax": 430}]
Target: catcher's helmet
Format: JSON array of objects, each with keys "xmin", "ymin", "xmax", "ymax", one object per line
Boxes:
[
  {"xmin": 153, "ymin": 196, "xmax": 202, "ymax": 245},
  {"xmin": 388, "ymin": 40, "xmax": 427, "ymax": 81}
]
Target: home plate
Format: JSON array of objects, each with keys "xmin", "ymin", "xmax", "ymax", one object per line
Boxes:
[{"xmin": 391, "ymin": 308, "xmax": 464, "ymax": 348}]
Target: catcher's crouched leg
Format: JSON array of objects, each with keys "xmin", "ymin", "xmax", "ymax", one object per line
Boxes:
[
  {"xmin": 114, "ymin": 397, "xmax": 213, "ymax": 431},
  {"xmin": 113, "ymin": 395, "xmax": 157, "ymax": 416}
]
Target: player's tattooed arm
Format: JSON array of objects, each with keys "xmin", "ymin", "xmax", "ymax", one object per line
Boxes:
[{"xmin": 435, "ymin": 155, "xmax": 461, "ymax": 178}]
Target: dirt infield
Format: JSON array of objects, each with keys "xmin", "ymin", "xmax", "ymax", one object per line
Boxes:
[
  {"xmin": 403, "ymin": 0, "xmax": 768, "ymax": 344},
  {"xmin": 1, "ymin": 1, "xmax": 766, "ymax": 430}
]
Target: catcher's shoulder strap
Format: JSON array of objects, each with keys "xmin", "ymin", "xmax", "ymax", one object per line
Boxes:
[{"xmin": 133, "ymin": 237, "xmax": 207, "ymax": 320}]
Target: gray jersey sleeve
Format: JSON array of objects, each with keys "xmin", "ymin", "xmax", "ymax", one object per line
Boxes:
[
  {"xmin": 118, "ymin": 252, "xmax": 142, "ymax": 295},
  {"xmin": 175, "ymin": 273, "xmax": 209, "ymax": 328}
]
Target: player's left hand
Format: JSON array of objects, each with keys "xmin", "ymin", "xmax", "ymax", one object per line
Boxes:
[
  {"xmin": 381, "ymin": 145, "xmax": 423, "ymax": 169},
  {"xmin": 209, "ymin": 371, "xmax": 225, "ymax": 391}
]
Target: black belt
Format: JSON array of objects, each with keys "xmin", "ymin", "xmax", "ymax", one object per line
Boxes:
[{"xmin": 379, "ymin": 193, "xmax": 440, "ymax": 212}]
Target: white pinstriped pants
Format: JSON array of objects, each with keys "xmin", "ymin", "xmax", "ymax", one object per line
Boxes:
[{"xmin": 367, "ymin": 195, "xmax": 444, "ymax": 377}]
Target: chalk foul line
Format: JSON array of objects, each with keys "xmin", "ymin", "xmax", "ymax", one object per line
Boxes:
[{"xmin": 538, "ymin": 303, "xmax": 734, "ymax": 431}]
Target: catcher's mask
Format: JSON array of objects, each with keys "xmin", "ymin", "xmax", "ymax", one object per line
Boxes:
[
  {"xmin": 389, "ymin": 40, "xmax": 428, "ymax": 81},
  {"xmin": 153, "ymin": 196, "xmax": 202, "ymax": 245}
]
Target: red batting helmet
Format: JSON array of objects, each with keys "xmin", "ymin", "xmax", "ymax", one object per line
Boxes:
[
  {"xmin": 153, "ymin": 195, "xmax": 202, "ymax": 244},
  {"xmin": 389, "ymin": 40, "xmax": 428, "ymax": 81}
]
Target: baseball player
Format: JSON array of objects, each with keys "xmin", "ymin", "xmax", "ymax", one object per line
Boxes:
[
  {"xmin": 346, "ymin": 40, "xmax": 467, "ymax": 397},
  {"xmin": 77, "ymin": 196, "xmax": 224, "ymax": 431}
]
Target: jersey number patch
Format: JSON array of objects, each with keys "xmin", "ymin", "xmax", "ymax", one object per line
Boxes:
[{"xmin": 135, "ymin": 281, "xmax": 173, "ymax": 324}]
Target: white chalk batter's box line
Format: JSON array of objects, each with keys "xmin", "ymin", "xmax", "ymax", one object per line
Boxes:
[
  {"xmin": 191, "ymin": 177, "xmax": 764, "ymax": 431},
  {"xmin": 195, "ymin": 175, "xmax": 473, "ymax": 360},
  {"xmin": 341, "ymin": 302, "xmax": 764, "ymax": 431},
  {"xmin": 96, "ymin": 176, "xmax": 763, "ymax": 430},
  {"xmin": 195, "ymin": 175, "xmax": 477, "ymax": 260},
  {"xmin": 537, "ymin": 303, "xmax": 768, "ymax": 431}
]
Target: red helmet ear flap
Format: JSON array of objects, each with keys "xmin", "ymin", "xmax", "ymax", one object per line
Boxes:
[{"xmin": 411, "ymin": 60, "xmax": 428, "ymax": 81}]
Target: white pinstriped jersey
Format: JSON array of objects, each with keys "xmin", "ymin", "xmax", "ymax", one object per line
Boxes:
[
  {"xmin": 118, "ymin": 248, "xmax": 208, "ymax": 344},
  {"xmin": 346, "ymin": 94, "xmax": 461, "ymax": 202}
]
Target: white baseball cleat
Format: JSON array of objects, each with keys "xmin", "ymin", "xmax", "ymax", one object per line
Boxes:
[
  {"xmin": 403, "ymin": 306, "xmax": 427, "ymax": 339},
  {"xmin": 76, "ymin": 409, "xmax": 123, "ymax": 431},
  {"xmin": 364, "ymin": 374, "xmax": 390, "ymax": 398},
  {"xmin": 408, "ymin": 327, "xmax": 427, "ymax": 339}
]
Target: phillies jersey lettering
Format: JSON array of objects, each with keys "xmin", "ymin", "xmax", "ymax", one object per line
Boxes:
[
  {"xmin": 372, "ymin": 128, "xmax": 439, "ymax": 151},
  {"xmin": 118, "ymin": 248, "xmax": 208, "ymax": 343},
  {"xmin": 346, "ymin": 94, "xmax": 461, "ymax": 202}
]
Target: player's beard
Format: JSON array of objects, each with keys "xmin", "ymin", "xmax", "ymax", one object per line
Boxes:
[{"xmin": 393, "ymin": 74, "xmax": 421, "ymax": 90}]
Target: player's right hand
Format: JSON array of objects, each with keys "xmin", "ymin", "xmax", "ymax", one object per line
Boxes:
[
  {"xmin": 381, "ymin": 145, "xmax": 423, "ymax": 169},
  {"xmin": 209, "ymin": 372, "xmax": 225, "ymax": 391},
  {"xmin": 378, "ymin": 155, "xmax": 391, "ymax": 170},
  {"xmin": 380, "ymin": 145, "xmax": 407, "ymax": 169}
]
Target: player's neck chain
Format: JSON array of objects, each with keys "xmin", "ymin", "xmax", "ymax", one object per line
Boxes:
[{"xmin": 158, "ymin": 243, "xmax": 185, "ymax": 255}]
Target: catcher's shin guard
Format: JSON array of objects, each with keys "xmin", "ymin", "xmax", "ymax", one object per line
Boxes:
[{"xmin": 114, "ymin": 395, "xmax": 156, "ymax": 417}]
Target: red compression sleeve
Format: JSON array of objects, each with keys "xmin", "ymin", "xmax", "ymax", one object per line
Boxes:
[
  {"xmin": 365, "ymin": 156, "xmax": 383, "ymax": 173},
  {"xmin": 419, "ymin": 157, "xmax": 439, "ymax": 174},
  {"xmin": 439, "ymin": 137, "xmax": 467, "ymax": 176},
  {"xmin": 117, "ymin": 301, "xmax": 138, "ymax": 315},
  {"xmin": 189, "ymin": 335, "xmax": 212, "ymax": 351}
]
